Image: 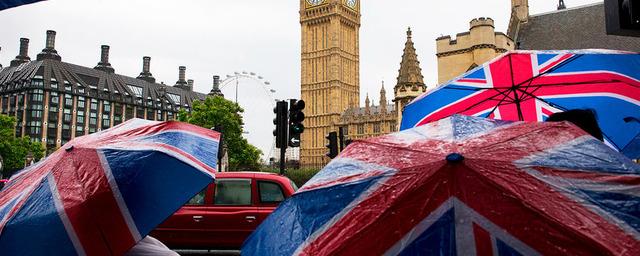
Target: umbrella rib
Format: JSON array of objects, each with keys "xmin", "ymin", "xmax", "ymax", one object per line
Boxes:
[
  {"xmin": 485, "ymin": 89, "xmax": 515, "ymax": 118},
  {"xmin": 454, "ymin": 88, "xmax": 513, "ymax": 116},
  {"xmin": 513, "ymin": 54, "xmax": 584, "ymax": 88}
]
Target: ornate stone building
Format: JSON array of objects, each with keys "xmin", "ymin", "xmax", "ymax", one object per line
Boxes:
[
  {"xmin": 299, "ymin": 1, "xmax": 427, "ymax": 168},
  {"xmin": 0, "ymin": 30, "xmax": 209, "ymax": 153},
  {"xmin": 299, "ymin": 0, "xmax": 361, "ymax": 168},
  {"xmin": 436, "ymin": 17, "xmax": 514, "ymax": 84},
  {"xmin": 436, "ymin": 1, "xmax": 640, "ymax": 84}
]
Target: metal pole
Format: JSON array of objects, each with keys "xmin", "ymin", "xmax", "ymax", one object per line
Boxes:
[
  {"xmin": 235, "ymin": 78, "xmax": 239, "ymax": 104},
  {"xmin": 279, "ymin": 145, "xmax": 286, "ymax": 175}
]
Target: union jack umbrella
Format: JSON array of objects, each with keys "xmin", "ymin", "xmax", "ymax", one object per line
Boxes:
[
  {"xmin": 400, "ymin": 50, "xmax": 640, "ymax": 159},
  {"xmin": 0, "ymin": 0, "xmax": 46, "ymax": 11},
  {"xmin": 242, "ymin": 115, "xmax": 640, "ymax": 255},
  {"xmin": 0, "ymin": 119, "xmax": 219, "ymax": 255}
]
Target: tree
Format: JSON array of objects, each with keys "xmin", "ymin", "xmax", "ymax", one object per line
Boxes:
[
  {"xmin": 0, "ymin": 114, "xmax": 45, "ymax": 177},
  {"xmin": 178, "ymin": 96, "xmax": 263, "ymax": 171}
]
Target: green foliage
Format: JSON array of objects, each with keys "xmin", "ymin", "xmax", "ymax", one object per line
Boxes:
[
  {"xmin": 178, "ymin": 96, "xmax": 263, "ymax": 171},
  {"xmin": 0, "ymin": 114, "xmax": 45, "ymax": 177},
  {"xmin": 263, "ymin": 167, "xmax": 320, "ymax": 188}
]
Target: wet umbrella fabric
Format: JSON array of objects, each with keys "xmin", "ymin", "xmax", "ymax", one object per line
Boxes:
[
  {"xmin": 0, "ymin": 119, "xmax": 220, "ymax": 255},
  {"xmin": 243, "ymin": 115, "xmax": 640, "ymax": 256},
  {"xmin": 400, "ymin": 50, "xmax": 640, "ymax": 159}
]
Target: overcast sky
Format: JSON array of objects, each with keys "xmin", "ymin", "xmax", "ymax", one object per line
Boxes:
[{"xmin": 0, "ymin": 0, "xmax": 602, "ymax": 160}]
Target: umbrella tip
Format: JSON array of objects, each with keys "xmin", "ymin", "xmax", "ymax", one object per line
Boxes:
[
  {"xmin": 65, "ymin": 146, "xmax": 74, "ymax": 152},
  {"xmin": 446, "ymin": 153, "xmax": 464, "ymax": 163}
]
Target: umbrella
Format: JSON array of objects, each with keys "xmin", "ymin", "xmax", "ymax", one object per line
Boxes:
[
  {"xmin": 400, "ymin": 50, "xmax": 640, "ymax": 158},
  {"xmin": 242, "ymin": 115, "xmax": 640, "ymax": 255},
  {"xmin": 0, "ymin": 119, "xmax": 220, "ymax": 255},
  {"xmin": 0, "ymin": 0, "xmax": 46, "ymax": 11}
]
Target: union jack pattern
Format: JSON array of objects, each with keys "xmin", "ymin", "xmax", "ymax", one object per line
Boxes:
[
  {"xmin": 401, "ymin": 50, "xmax": 640, "ymax": 157},
  {"xmin": 0, "ymin": 119, "xmax": 219, "ymax": 255},
  {"xmin": 243, "ymin": 115, "xmax": 640, "ymax": 256}
]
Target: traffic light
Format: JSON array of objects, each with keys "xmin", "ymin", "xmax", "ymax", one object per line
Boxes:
[
  {"xmin": 288, "ymin": 99, "xmax": 305, "ymax": 147},
  {"xmin": 325, "ymin": 131, "xmax": 338, "ymax": 159},
  {"xmin": 273, "ymin": 100, "xmax": 288, "ymax": 149}
]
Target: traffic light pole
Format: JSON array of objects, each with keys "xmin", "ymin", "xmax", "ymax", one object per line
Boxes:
[{"xmin": 279, "ymin": 144, "xmax": 286, "ymax": 175}]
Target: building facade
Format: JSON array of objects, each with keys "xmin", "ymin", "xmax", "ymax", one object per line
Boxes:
[
  {"xmin": 437, "ymin": 1, "xmax": 640, "ymax": 84},
  {"xmin": 298, "ymin": 0, "xmax": 427, "ymax": 168},
  {"xmin": 299, "ymin": 0, "xmax": 361, "ymax": 168},
  {"xmin": 0, "ymin": 31, "xmax": 207, "ymax": 153},
  {"xmin": 436, "ymin": 17, "xmax": 515, "ymax": 84}
]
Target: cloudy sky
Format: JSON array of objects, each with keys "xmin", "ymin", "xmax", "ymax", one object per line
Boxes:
[{"xmin": 0, "ymin": 0, "xmax": 601, "ymax": 160}]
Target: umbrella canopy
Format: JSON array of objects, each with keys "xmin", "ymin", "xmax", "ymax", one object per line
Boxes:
[
  {"xmin": 243, "ymin": 115, "xmax": 640, "ymax": 255},
  {"xmin": 0, "ymin": 0, "xmax": 46, "ymax": 11},
  {"xmin": 0, "ymin": 119, "xmax": 219, "ymax": 255},
  {"xmin": 400, "ymin": 50, "xmax": 640, "ymax": 158}
]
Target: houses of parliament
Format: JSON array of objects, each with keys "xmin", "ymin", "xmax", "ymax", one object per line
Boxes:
[{"xmin": 299, "ymin": 0, "xmax": 427, "ymax": 168}]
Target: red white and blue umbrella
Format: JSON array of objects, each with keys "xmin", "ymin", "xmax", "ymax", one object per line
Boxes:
[
  {"xmin": 0, "ymin": 0, "xmax": 46, "ymax": 11},
  {"xmin": 0, "ymin": 119, "xmax": 219, "ymax": 255},
  {"xmin": 400, "ymin": 50, "xmax": 640, "ymax": 158},
  {"xmin": 243, "ymin": 115, "xmax": 640, "ymax": 255}
]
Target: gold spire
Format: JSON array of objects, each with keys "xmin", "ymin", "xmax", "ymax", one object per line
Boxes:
[
  {"xmin": 395, "ymin": 27, "xmax": 425, "ymax": 89},
  {"xmin": 380, "ymin": 81, "xmax": 387, "ymax": 113}
]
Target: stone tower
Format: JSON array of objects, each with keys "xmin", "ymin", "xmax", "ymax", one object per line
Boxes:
[
  {"xmin": 436, "ymin": 18, "xmax": 514, "ymax": 84},
  {"xmin": 394, "ymin": 27, "xmax": 427, "ymax": 127},
  {"xmin": 300, "ymin": 0, "xmax": 361, "ymax": 168}
]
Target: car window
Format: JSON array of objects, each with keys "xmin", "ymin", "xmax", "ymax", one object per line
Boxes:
[
  {"xmin": 258, "ymin": 181, "xmax": 285, "ymax": 203},
  {"xmin": 186, "ymin": 189, "xmax": 206, "ymax": 205},
  {"xmin": 214, "ymin": 179, "xmax": 252, "ymax": 206}
]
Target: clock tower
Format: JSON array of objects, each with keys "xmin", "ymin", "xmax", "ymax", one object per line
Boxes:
[{"xmin": 300, "ymin": 0, "xmax": 360, "ymax": 168}]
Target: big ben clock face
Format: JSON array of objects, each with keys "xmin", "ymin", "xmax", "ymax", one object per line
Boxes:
[
  {"xmin": 346, "ymin": 0, "xmax": 357, "ymax": 8},
  {"xmin": 307, "ymin": 0, "xmax": 324, "ymax": 6}
]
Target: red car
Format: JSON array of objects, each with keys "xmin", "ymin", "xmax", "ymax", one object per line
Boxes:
[{"xmin": 151, "ymin": 172, "xmax": 297, "ymax": 249}]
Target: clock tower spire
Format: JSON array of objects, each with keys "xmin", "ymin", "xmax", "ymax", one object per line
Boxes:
[{"xmin": 299, "ymin": 0, "xmax": 361, "ymax": 168}]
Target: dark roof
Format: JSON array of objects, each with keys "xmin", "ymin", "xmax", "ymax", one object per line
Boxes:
[
  {"xmin": 0, "ymin": 59, "xmax": 205, "ymax": 107},
  {"xmin": 516, "ymin": 3, "xmax": 640, "ymax": 52}
]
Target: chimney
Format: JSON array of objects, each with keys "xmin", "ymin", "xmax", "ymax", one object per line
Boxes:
[
  {"xmin": 213, "ymin": 75, "xmax": 220, "ymax": 88},
  {"xmin": 10, "ymin": 38, "xmax": 31, "ymax": 67},
  {"xmin": 143, "ymin": 56, "xmax": 151, "ymax": 73},
  {"xmin": 94, "ymin": 45, "xmax": 114, "ymax": 73},
  {"xmin": 37, "ymin": 30, "xmax": 61, "ymax": 61},
  {"xmin": 174, "ymin": 66, "xmax": 190, "ymax": 90},
  {"xmin": 45, "ymin": 30, "xmax": 56, "ymax": 49},
  {"xmin": 208, "ymin": 75, "xmax": 224, "ymax": 97},
  {"xmin": 187, "ymin": 79, "xmax": 194, "ymax": 88},
  {"xmin": 179, "ymin": 66, "xmax": 186, "ymax": 82},
  {"xmin": 136, "ymin": 56, "xmax": 156, "ymax": 83}
]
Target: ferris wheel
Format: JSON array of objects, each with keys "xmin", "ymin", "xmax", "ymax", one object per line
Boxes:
[{"xmin": 218, "ymin": 71, "xmax": 281, "ymax": 162}]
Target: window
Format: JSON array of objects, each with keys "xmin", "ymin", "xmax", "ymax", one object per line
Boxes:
[
  {"xmin": 125, "ymin": 105, "xmax": 134, "ymax": 119},
  {"xmin": 214, "ymin": 179, "xmax": 251, "ymax": 206},
  {"xmin": 103, "ymin": 101, "xmax": 111, "ymax": 113},
  {"xmin": 390, "ymin": 123, "xmax": 396, "ymax": 132},
  {"xmin": 167, "ymin": 93, "xmax": 181, "ymax": 104},
  {"xmin": 357, "ymin": 124, "xmax": 364, "ymax": 134},
  {"xmin": 102, "ymin": 114, "xmax": 111, "ymax": 128},
  {"xmin": 258, "ymin": 181, "xmax": 285, "ymax": 203},
  {"xmin": 49, "ymin": 92, "xmax": 59, "ymax": 106},
  {"xmin": 77, "ymin": 97, "xmax": 85, "ymax": 109},
  {"xmin": 373, "ymin": 123, "xmax": 381, "ymax": 133},
  {"xmin": 186, "ymin": 189, "xmax": 207, "ymax": 205},
  {"xmin": 63, "ymin": 109, "xmax": 72, "ymax": 123},
  {"xmin": 127, "ymin": 85, "xmax": 143, "ymax": 98},
  {"xmin": 90, "ymin": 99, "xmax": 98, "ymax": 111},
  {"xmin": 64, "ymin": 94, "xmax": 73, "ymax": 107}
]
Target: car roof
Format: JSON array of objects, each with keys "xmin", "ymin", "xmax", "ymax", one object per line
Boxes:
[{"xmin": 214, "ymin": 171, "xmax": 288, "ymax": 181}]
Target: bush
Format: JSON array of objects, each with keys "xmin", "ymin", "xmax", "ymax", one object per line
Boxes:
[{"xmin": 262, "ymin": 167, "xmax": 320, "ymax": 188}]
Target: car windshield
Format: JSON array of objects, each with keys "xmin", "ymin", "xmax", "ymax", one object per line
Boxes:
[{"xmin": 290, "ymin": 179, "xmax": 299, "ymax": 192}]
